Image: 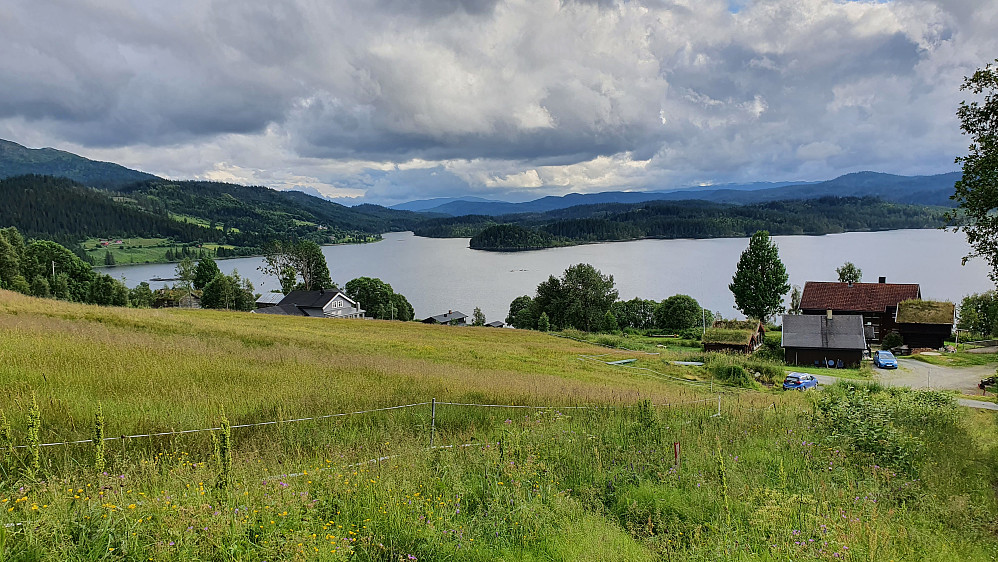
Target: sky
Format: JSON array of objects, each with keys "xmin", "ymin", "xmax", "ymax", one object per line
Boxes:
[{"xmin": 1, "ymin": 0, "xmax": 995, "ymax": 206}]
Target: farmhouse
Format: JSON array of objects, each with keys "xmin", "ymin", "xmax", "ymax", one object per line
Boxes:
[
  {"xmin": 894, "ymin": 299, "xmax": 955, "ymax": 350},
  {"xmin": 251, "ymin": 288, "xmax": 364, "ymax": 318},
  {"xmin": 702, "ymin": 320, "xmax": 765, "ymax": 354},
  {"xmin": 782, "ymin": 313, "xmax": 867, "ymax": 368},
  {"xmin": 423, "ymin": 310, "xmax": 468, "ymax": 325},
  {"xmin": 799, "ymin": 277, "xmax": 920, "ymax": 343}
]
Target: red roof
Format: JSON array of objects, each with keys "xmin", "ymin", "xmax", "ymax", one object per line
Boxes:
[{"xmin": 800, "ymin": 281, "xmax": 920, "ymax": 313}]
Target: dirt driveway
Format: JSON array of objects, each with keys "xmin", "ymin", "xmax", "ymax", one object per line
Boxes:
[
  {"xmin": 811, "ymin": 358, "xmax": 998, "ymax": 410},
  {"xmin": 877, "ymin": 358, "xmax": 995, "ymax": 394}
]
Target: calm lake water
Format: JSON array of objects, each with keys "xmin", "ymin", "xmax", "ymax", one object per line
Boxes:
[{"xmin": 99, "ymin": 230, "xmax": 993, "ymax": 324}]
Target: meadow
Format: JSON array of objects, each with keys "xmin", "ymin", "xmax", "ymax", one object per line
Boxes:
[{"xmin": 1, "ymin": 290, "xmax": 997, "ymax": 560}]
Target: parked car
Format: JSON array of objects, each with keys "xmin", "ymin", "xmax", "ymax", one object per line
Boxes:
[
  {"xmin": 783, "ymin": 373, "xmax": 818, "ymax": 391},
  {"xmin": 873, "ymin": 350, "xmax": 898, "ymax": 369}
]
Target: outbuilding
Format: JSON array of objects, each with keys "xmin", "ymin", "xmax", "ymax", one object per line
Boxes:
[
  {"xmin": 895, "ymin": 299, "xmax": 955, "ymax": 350},
  {"xmin": 702, "ymin": 320, "xmax": 766, "ymax": 354},
  {"xmin": 782, "ymin": 313, "xmax": 867, "ymax": 368}
]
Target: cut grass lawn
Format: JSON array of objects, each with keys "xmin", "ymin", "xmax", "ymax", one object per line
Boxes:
[
  {"xmin": 908, "ymin": 350, "xmax": 998, "ymax": 367},
  {"xmin": 2, "ymin": 290, "xmax": 998, "ymax": 560}
]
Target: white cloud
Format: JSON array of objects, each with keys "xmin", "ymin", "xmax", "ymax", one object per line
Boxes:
[{"xmin": 0, "ymin": 0, "xmax": 994, "ymax": 203}]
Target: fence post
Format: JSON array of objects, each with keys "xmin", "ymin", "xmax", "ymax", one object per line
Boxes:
[
  {"xmin": 712, "ymin": 394, "xmax": 721, "ymax": 418},
  {"xmin": 430, "ymin": 398, "xmax": 436, "ymax": 448}
]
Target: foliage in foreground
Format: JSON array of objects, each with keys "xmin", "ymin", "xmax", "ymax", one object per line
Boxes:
[
  {"xmin": 1, "ymin": 386, "xmax": 996, "ymax": 561},
  {"xmin": 1, "ymin": 292, "xmax": 997, "ymax": 560}
]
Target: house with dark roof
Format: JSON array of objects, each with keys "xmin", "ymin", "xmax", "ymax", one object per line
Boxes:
[
  {"xmin": 251, "ymin": 289, "xmax": 364, "ymax": 318},
  {"xmin": 895, "ymin": 300, "xmax": 955, "ymax": 350},
  {"xmin": 485, "ymin": 321, "xmax": 505, "ymax": 328},
  {"xmin": 702, "ymin": 320, "xmax": 765, "ymax": 354},
  {"xmin": 800, "ymin": 277, "xmax": 920, "ymax": 343},
  {"xmin": 255, "ymin": 292, "xmax": 284, "ymax": 309},
  {"xmin": 782, "ymin": 313, "xmax": 867, "ymax": 368},
  {"xmin": 423, "ymin": 310, "xmax": 468, "ymax": 325}
]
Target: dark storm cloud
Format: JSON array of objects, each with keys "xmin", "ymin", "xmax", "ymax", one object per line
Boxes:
[{"xmin": 0, "ymin": 0, "xmax": 994, "ymax": 201}]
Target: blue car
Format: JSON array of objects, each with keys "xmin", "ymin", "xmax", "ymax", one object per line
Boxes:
[
  {"xmin": 783, "ymin": 373, "xmax": 818, "ymax": 391},
  {"xmin": 874, "ymin": 350, "xmax": 898, "ymax": 369}
]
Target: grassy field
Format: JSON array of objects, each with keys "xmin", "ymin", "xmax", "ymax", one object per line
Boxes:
[
  {"xmin": 2, "ymin": 290, "xmax": 998, "ymax": 560},
  {"xmin": 82, "ymin": 238, "xmax": 238, "ymax": 266},
  {"xmin": 909, "ymin": 350, "xmax": 998, "ymax": 367}
]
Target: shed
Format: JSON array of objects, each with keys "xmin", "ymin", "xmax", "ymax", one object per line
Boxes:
[
  {"xmin": 782, "ymin": 314, "xmax": 867, "ymax": 368},
  {"xmin": 702, "ymin": 320, "xmax": 765, "ymax": 354},
  {"xmin": 895, "ymin": 299, "xmax": 955, "ymax": 349}
]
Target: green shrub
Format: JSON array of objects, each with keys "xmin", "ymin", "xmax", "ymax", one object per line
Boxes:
[
  {"xmin": 710, "ymin": 364, "xmax": 754, "ymax": 387},
  {"xmin": 744, "ymin": 360, "xmax": 784, "ymax": 385},
  {"xmin": 815, "ymin": 383, "xmax": 957, "ymax": 474},
  {"xmin": 882, "ymin": 331, "xmax": 904, "ymax": 350}
]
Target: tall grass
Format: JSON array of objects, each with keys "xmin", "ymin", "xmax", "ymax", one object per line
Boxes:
[{"xmin": 2, "ymin": 290, "xmax": 998, "ymax": 560}]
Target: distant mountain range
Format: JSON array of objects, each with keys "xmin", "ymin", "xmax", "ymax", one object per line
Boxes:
[
  {"xmin": 399, "ymin": 172, "xmax": 959, "ymax": 216},
  {"xmin": 0, "ymin": 137, "xmax": 962, "ymax": 257},
  {"xmin": 0, "ymin": 139, "xmax": 160, "ymax": 189}
]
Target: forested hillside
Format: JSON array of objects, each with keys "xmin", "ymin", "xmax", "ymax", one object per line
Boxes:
[
  {"xmin": 114, "ymin": 180, "xmax": 423, "ymax": 246},
  {"xmin": 439, "ymin": 197, "xmax": 953, "ymax": 250},
  {"xmin": 0, "ymin": 175, "xmax": 216, "ymax": 243},
  {"xmin": 0, "ymin": 139, "xmax": 158, "ymax": 189}
]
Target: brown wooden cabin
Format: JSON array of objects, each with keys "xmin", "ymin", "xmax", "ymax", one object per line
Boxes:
[
  {"xmin": 799, "ymin": 277, "xmax": 920, "ymax": 343},
  {"xmin": 894, "ymin": 299, "xmax": 955, "ymax": 350},
  {"xmin": 702, "ymin": 320, "xmax": 765, "ymax": 354}
]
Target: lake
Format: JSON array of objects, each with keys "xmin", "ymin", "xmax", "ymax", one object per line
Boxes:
[{"xmin": 99, "ymin": 230, "xmax": 993, "ymax": 324}]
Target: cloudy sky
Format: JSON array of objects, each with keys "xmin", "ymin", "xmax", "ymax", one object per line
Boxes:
[{"xmin": 1, "ymin": 0, "xmax": 995, "ymax": 205}]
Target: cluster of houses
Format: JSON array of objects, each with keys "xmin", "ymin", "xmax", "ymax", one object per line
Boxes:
[
  {"xmin": 250, "ymin": 289, "xmax": 506, "ymax": 326},
  {"xmin": 705, "ymin": 277, "xmax": 955, "ymax": 368}
]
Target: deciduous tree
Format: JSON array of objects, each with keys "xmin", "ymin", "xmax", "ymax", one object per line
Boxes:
[
  {"xmin": 729, "ymin": 231, "xmax": 790, "ymax": 322},
  {"xmin": 836, "ymin": 262, "xmax": 862, "ymax": 284},
  {"xmin": 193, "ymin": 257, "xmax": 222, "ymax": 290},
  {"xmin": 948, "ymin": 59, "xmax": 998, "ymax": 282},
  {"xmin": 654, "ymin": 294, "xmax": 704, "ymax": 333},
  {"xmin": 472, "ymin": 307, "xmax": 486, "ymax": 326}
]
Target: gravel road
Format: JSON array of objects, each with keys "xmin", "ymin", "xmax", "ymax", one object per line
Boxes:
[{"xmin": 810, "ymin": 358, "xmax": 998, "ymax": 410}]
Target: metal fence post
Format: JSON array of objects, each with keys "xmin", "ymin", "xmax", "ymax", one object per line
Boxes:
[{"xmin": 430, "ymin": 398, "xmax": 436, "ymax": 448}]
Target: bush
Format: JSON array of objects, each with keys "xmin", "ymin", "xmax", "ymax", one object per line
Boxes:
[
  {"xmin": 815, "ymin": 383, "xmax": 957, "ymax": 474},
  {"xmin": 882, "ymin": 331, "xmax": 904, "ymax": 350},
  {"xmin": 710, "ymin": 364, "xmax": 754, "ymax": 387}
]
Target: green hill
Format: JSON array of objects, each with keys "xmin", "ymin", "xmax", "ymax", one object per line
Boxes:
[
  {"xmin": 0, "ymin": 174, "xmax": 216, "ymax": 243},
  {"xmin": 0, "ymin": 138, "xmax": 158, "ymax": 189},
  {"xmin": 0, "ymin": 291, "xmax": 997, "ymax": 560}
]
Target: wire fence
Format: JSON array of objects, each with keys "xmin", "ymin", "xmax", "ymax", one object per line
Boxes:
[{"xmin": 7, "ymin": 396, "xmax": 724, "ymax": 451}]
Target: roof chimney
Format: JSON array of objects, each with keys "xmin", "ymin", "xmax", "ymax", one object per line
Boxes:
[
  {"xmin": 878, "ymin": 276, "xmax": 886, "ymax": 284},
  {"xmin": 826, "ymin": 309, "xmax": 833, "ymax": 320}
]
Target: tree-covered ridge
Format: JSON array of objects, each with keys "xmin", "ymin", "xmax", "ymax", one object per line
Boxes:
[
  {"xmin": 0, "ymin": 139, "xmax": 159, "ymax": 189},
  {"xmin": 115, "ymin": 179, "xmax": 423, "ymax": 247},
  {"xmin": 469, "ymin": 224, "xmax": 557, "ymax": 250},
  {"xmin": 425, "ymin": 196, "xmax": 952, "ymax": 250},
  {"xmin": 0, "ymin": 175, "xmax": 217, "ymax": 243}
]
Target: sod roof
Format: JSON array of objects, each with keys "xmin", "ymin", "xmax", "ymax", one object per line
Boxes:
[
  {"xmin": 895, "ymin": 300, "xmax": 955, "ymax": 325},
  {"xmin": 703, "ymin": 328, "xmax": 754, "ymax": 346},
  {"xmin": 712, "ymin": 320, "xmax": 762, "ymax": 331}
]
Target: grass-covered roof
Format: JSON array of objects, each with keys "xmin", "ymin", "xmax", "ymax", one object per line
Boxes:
[
  {"xmin": 703, "ymin": 328, "xmax": 754, "ymax": 346},
  {"xmin": 711, "ymin": 320, "xmax": 762, "ymax": 331},
  {"xmin": 896, "ymin": 299, "xmax": 955, "ymax": 325}
]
